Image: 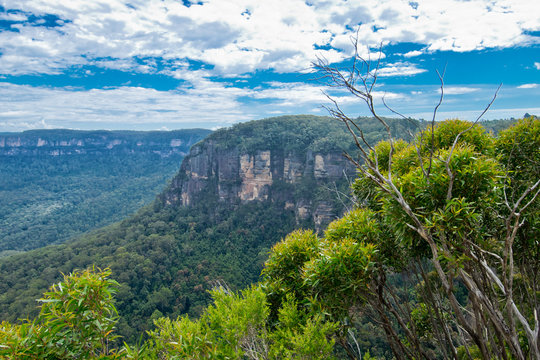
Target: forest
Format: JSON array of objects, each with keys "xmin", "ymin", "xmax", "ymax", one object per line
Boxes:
[
  {"xmin": 0, "ymin": 129, "xmax": 210, "ymax": 256},
  {"xmin": 0, "ymin": 116, "xmax": 362, "ymax": 341},
  {"xmin": 1, "ymin": 114, "xmax": 537, "ymax": 359}
]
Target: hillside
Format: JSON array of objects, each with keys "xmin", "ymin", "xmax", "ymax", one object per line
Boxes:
[
  {"xmin": 0, "ymin": 115, "xmax": 400, "ymax": 341},
  {"xmin": 0, "ymin": 116, "xmax": 517, "ymax": 343},
  {"xmin": 0, "ymin": 129, "xmax": 210, "ymax": 256}
]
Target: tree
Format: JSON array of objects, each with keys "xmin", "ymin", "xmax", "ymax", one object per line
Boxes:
[
  {"xmin": 0, "ymin": 267, "xmax": 122, "ymax": 359},
  {"xmin": 296, "ymin": 42, "xmax": 540, "ymax": 359},
  {"xmin": 146, "ymin": 284, "xmax": 337, "ymax": 359}
]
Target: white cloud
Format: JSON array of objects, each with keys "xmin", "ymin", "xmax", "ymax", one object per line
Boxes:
[
  {"xmin": 517, "ymin": 83, "xmax": 538, "ymax": 89},
  {"xmin": 535, "ymin": 62, "xmax": 540, "ymax": 70},
  {"xmin": 0, "ymin": 79, "xmax": 371, "ymax": 130},
  {"xmin": 1, "ymin": 0, "xmax": 538, "ymax": 77},
  {"xmin": 0, "ymin": 81, "xmax": 252, "ymax": 130},
  {"xmin": 377, "ymin": 62, "xmax": 427, "ymax": 77},
  {"xmin": 443, "ymin": 87, "xmax": 481, "ymax": 95},
  {"xmin": 0, "ymin": 12, "xmax": 28, "ymax": 21},
  {"xmin": 403, "ymin": 50, "xmax": 423, "ymax": 58}
]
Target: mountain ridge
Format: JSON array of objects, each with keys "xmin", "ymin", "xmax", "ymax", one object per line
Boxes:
[
  {"xmin": 162, "ymin": 116, "xmax": 358, "ymax": 229},
  {"xmin": 0, "ymin": 128, "xmax": 209, "ymax": 157},
  {"xmin": 0, "ymin": 116, "xmax": 515, "ymax": 342}
]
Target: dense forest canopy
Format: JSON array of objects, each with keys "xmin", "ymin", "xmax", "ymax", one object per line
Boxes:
[
  {"xmin": 0, "ymin": 116, "xmax": 362, "ymax": 341},
  {"xmin": 0, "ymin": 129, "xmax": 210, "ymax": 256}
]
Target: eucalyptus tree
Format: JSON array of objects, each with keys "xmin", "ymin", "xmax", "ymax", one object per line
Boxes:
[{"xmin": 305, "ymin": 41, "xmax": 539, "ymax": 359}]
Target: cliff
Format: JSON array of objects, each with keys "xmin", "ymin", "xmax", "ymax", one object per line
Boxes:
[
  {"xmin": 162, "ymin": 116, "xmax": 356, "ymax": 229},
  {"xmin": 0, "ymin": 129, "xmax": 210, "ymax": 157},
  {"xmin": 0, "ymin": 115, "xmax": 420, "ymax": 340}
]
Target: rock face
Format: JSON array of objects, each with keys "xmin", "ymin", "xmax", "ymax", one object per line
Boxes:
[
  {"xmin": 164, "ymin": 137, "xmax": 355, "ymax": 230},
  {"xmin": 0, "ymin": 129, "xmax": 210, "ymax": 157}
]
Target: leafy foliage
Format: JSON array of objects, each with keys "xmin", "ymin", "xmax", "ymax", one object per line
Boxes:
[
  {"xmin": 0, "ymin": 116, "xmax": 359, "ymax": 343},
  {"xmin": 209, "ymin": 115, "xmax": 420, "ymax": 155},
  {"xmin": 0, "ymin": 116, "xmax": 526, "ymax": 358},
  {"xmin": 0, "ymin": 268, "xmax": 121, "ymax": 359},
  {"xmin": 262, "ymin": 118, "xmax": 539, "ymax": 359}
]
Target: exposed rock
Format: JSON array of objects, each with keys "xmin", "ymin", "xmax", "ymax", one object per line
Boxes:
[
  {"xmin": 295, "ymin": 200, "xmax": 312, "ymax": 221},
  {"xmin": 313, "ymin": 202, "xmax": 336, "ymax": 230},
  {"xmin": 0, "ymin": 129, "xmax": 209, "ymax": 157},
  {"xmin": 283, "ymin": 155, "xmax": 304, "ymax": 183},
  {"xmin": 163, "ymin": 142, "xmax": 355, "ymax": 230},
  {"xmin": 239, "ymin": 151, "xmax": 273, "ymax": 201}
]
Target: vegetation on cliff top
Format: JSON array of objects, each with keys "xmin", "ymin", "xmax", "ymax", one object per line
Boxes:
[
  {"xmin": 208, "ymin": 115, "xmax": 420, "ymax": 154},
  {"xmin": 0, "ymin": 116, "xmax": 364, "ymax": 342}
]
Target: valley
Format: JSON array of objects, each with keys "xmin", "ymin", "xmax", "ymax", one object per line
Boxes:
[{"xmin": 0, "ymin": 128, "xmax": 210, "ymax": 256}]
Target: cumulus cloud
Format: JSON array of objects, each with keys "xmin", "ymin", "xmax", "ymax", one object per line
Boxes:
[
  {"xmin": 377, "ymin": 62, "xmax": 427, "ymax": 77},
  {"xmin": 1, "ymin": 0, "xmax": 537, "ymax": 130},
  {"xmin": 0, "ymin": 79, "xmax": 368, "ymax": 130},
  {"xmin": 403, "ymin": 50, "xmax": 423, "ymax": 58},
  {"xmin": 1, "ymin": 0, "xmax": 539, "ymax": 77},
  {"xmin": 0, "ymin": 81, "xmax": 249, "ymax": 130},
  {"xmin": 0, "ymin": 12, "xmax": 28, "ymax": 21}
]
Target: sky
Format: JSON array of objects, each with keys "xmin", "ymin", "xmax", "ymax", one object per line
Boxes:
[{"xmin": 0, "ymin": 0, "xmax": 539, "ymax": 132}]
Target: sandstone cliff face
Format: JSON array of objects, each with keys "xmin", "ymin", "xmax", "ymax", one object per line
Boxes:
[
  {"xmin": 0, "ymin": 129, "xmax": 210, "ymax": 157},
  {"xmin": 164, "ymin": 139, "xmax": 355, "ymax": 230}
]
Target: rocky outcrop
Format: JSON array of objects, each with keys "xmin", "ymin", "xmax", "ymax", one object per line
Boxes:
[
  {"xmin": 239, "ymin": 151, "xmax": 273, "ymax": 201},
  {"xmin": 163, "ymin": 138, "xmax": 355, "ymax": 230},
  {"xmin": 0, "ymin": 129, "xmax": 210, "ymax": 157}
]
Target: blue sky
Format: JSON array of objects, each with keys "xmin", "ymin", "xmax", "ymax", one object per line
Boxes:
[{"xmin": 0, "ymin": 0, "xmax": 539, "ymax": 131}]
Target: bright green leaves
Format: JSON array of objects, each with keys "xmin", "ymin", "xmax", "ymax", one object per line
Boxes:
[
  {"xmin": 37, "ymin": 267, "xmax": 120, "ymax": 358},
  {"xmin": 325, "ymin": 208, "xmax": 379, "ymax": 244},
  {"xmin": 369, "ymin": 139, "xmax": 410, "ymax": 173},
  {"xmin": 358, "ymin": 121, "xmax": 503, "ymax": 258},
  {"xmin": 263, "ymin": 211, "xmax": 380, "ymax": 323},
  {"xmin": 0, "ymin": 267, "xmax": 121, "ymax": 359},
  {"xmin": 148, "ymin": 285, "xmax": 269, "ymax": 359},
  {"xmin": 268, "ymin": 295, "xmax": 337, "ymax": 360},
  {"xmin": 147, "ymin": 286, "xmax": 337, "ymax": 359},
  {"xmin": 304, "ymin": 238, "xmax": 377, "ymax": 317},
  {"xmin": 496, "ymin": 116, "xmax": 539, "ymax": 183},
  {"xmin": 394, "ymin": 144, "xmax": 502, "ymax": 213},
  {"xmin": 262, "ymin": 230, "xmax": 321, "ymax": 311},
  {"xmin": 495, "ymin": 117, "xmax": 540, "ymax": 276},
  {"xmin": 263, "ymin": 230, "xmax": 320, "ymax": 291},
  {"xmin": 0, "ymin": 320, "xmax": 44, "ymax": 359},
  {"xmin": 418, "ymin": 119, "xmax": 494, "ymax": 154},
  {"xmin": 390, "ymin": 145, "xmax": 502, "ymax": 253}
]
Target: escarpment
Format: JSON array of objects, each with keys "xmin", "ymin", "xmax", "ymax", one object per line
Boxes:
[
  {"xmin": 0, "ymin": 129, "xmax": 209, "ymax": 157},
  {"xmin": 162, "ymin": 116, "xmax": 357, "ymax": 230}
]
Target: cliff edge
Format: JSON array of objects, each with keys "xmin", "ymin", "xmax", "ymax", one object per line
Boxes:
[{"xmin": 162, "ymin": 115, "xmax": 356, "ymax": 229}]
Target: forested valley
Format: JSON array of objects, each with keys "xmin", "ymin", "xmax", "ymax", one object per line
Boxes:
[
  {"xmin": 0, "ymin": 129, "xmax": 210, "ymax": 256},
  {"xmin": 1, "ymin": 115, "xmax": 538, "ymax": 359}
]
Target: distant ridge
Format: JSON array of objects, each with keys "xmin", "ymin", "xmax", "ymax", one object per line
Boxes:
[
  {"xmin": 0, "ymin": 128, "xmax": 211, "ymax": 255},
  {"xmin": 0, "ymin": 128, "xmax": 210, "ymax": 156}
]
